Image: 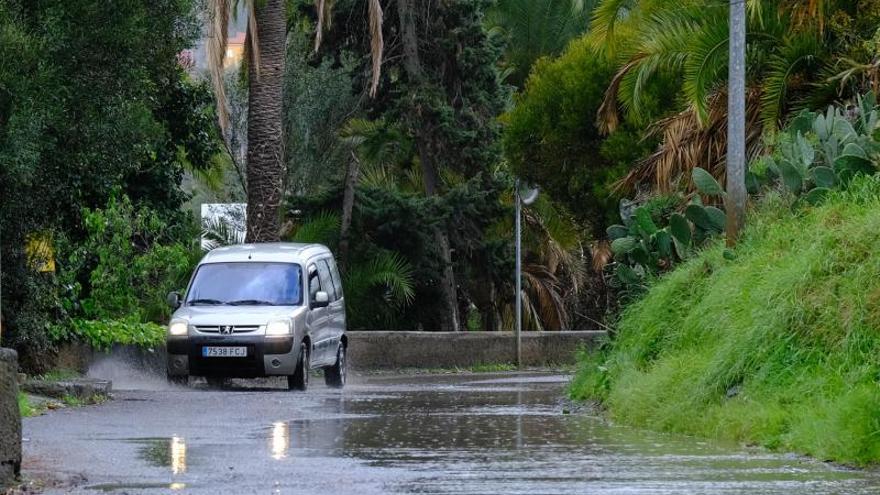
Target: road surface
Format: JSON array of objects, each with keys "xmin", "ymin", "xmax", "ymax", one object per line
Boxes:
[{"xmin": 21, "ymin": 371, "xmax": 880, "ymax": 494}]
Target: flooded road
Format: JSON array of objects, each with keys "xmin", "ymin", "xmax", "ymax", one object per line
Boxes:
[{"xmin": 22, "ymin": 372, "xmax": 880, "ymax": 494}]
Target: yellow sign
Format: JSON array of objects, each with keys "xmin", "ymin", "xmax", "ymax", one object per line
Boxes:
[{"xmin": 26, "ymin": 233, "xmax": 55, "ymax": 273}]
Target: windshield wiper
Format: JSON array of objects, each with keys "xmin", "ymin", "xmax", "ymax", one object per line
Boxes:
[
  {"xmin": 188, "ymin": 298, "xmax": 225, "ymax": 306},
  {"xmin": 226, "ymin": 299, "xmax": 276, "ymax": 306}
]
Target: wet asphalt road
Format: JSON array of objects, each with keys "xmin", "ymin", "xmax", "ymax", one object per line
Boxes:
[{"xmin": 21, "ymin": 372, "xmax": 880, "ymax": 494}]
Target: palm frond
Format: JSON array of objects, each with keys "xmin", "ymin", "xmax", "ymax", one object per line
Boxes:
[
  {"xmin": 523, "ymin": 263, "xmax": 568, "ymax": 330},
  {"xmin": 682, "ymin": 13, "xmax": 730, "ymax": 125},
  {"xmin": 615, "ymin": 88, "xmax": 764, "ymax": 194},
  {"xmin": 290, "ymin": 211, "xmax": 340, "ymax": 245},
  {"xmin": 367, "ymin": 251, "xmax": 416, "ymax": 304},
  {"xmin": 202, "ymin": 217, "xmax": 246, "ymax": 251},
  {"xmin": 588, "ymin": 0, "xmax": 637, "ymax": 56},
  {"xmin": 760, "ymin": 31, "xmax": 822, "ymax": 130},
  {"xmin": 599, "ymin": 8, "xmax": 701, "ymax": 131}
]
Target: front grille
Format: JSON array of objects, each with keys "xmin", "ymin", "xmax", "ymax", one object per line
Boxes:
[{"xmin": 195, "ymin": 325, "xmax": 260, "ymax": 334}]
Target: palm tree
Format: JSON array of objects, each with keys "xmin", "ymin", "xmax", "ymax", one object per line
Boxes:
[
  {"xmin": 592, "ymin": 0, "xmax": 835, "ymax": 194},
  {"xmin": 208, "ymin": 0, "xmax": 286, "ymax": 242},
  {"xmin": 486, "ymin": 0, "xmax": 596, "ymax": 86}
]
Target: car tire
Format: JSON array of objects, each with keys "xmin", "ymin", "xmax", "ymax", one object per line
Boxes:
[
  {"xmin": 167, "ymin": 374, "xmax": 188, "ymax": 387},
  {"xmin": 206, "ymin": 376, "xmax": 226, "ymax": 389},
  {"xmin": 324, "ymin": 345, "xmax": 346, "ymax": 388},
  {"xmin": 289, "ymin": 343, "xmax": 309, "ymax": 391}
]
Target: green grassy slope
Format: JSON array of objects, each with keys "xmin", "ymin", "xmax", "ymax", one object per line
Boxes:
[{"xmin": 572, "ymin": 177, "xmax": 880, "ymax": 465}]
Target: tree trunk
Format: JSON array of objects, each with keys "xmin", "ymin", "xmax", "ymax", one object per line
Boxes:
[
  {"xmin": 396, "ymin": 0, "xmax": 460, "ymax": 332},
  {"xmin": 338, "ymin": 150, "xmax": 360, "ymax": 270},
  {"xmin": 245, "ymin": 0, "xmax": 286, "ymax": 243}
]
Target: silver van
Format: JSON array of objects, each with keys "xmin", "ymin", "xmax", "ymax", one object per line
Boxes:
[{"xmin": 165, "ymin": 243, "xmax": 347, "ymax": 390}]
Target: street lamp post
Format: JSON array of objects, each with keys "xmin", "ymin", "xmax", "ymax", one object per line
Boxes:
[{"xmin": 514, "ymin": 180, "xmax": 538, "ymax": 369}]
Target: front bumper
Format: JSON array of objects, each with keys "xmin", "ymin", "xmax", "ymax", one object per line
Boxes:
[{"xmin": 167, "ymin": 335, "xmax": 297, "ymax": 378}]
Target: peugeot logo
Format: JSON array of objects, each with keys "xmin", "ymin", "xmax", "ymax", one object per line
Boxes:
[{"xmin": 220, "ymin": 325, "xmax": 233, "ymax": 335}]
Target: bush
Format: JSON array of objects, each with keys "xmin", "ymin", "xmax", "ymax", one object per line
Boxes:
[
  {"xmin": 502, "ymin": 36, "xmax": 658, "ymax": 233},
  {"xmin": 54, "ymin": 194, "xmax": 198, "ymax": 349},
  {"xmin": 572, "ymin": 176, "xmax": 880, "ymax": 465},
  {"xmin": 51, "ymin": 319, "xmax": 166, "ymax": 351}
]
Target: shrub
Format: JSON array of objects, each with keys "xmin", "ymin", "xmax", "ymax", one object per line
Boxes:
[{"xmin": 54, "ymin": 194, "xmax": 198, "ymax": 348}]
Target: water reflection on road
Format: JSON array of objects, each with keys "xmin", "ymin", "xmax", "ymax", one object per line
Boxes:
[{"xmin": 23, "ymin": 373, "xmax": 880, "ymax": 494}]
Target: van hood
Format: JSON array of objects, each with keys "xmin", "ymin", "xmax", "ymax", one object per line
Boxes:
[{"xmin": 171, "ymin": 305, "xmax": 305, "ymax": 326}]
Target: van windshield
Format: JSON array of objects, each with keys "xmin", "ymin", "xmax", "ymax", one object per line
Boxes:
[{"xmin": 186, "ymin": 262, "xmax": 302, "ymax": 306}]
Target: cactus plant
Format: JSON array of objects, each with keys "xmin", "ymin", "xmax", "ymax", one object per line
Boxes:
[{"xmin": 610, "ymin": 93, "xmax": 880, "ymax": 289}]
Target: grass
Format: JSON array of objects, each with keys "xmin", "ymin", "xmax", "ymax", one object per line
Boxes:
[
  {"xmin": 36, "ymin": 368, "xmax": 81, "ymax": 381},
  {"xmin": 572, "ymin": 176, "xmax": 880, "ymax": 465},
  {"xmin": 18, "ymin": 393, "xmax": 37, "ymax": 417}
]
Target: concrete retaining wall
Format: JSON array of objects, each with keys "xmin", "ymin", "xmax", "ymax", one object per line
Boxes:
[
  {"xmin": 63, "ymin": 331, "xmax": 606, "ymax": 376},
  {"xmin": 0, "ymin": 348, "xmax": 21, "ymax": 487},
  {"xmin": 346, "ymin": 331, "xmax": 605, "ymax": 369}
]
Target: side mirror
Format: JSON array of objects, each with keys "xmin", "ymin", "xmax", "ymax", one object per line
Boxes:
[
  {"xmin": 167, "ymin": 291, "xmax": 182, "ymax": 309},
  {"xmin": 312, "ymin": 291, "xmax": 330, "ymax": 308}
]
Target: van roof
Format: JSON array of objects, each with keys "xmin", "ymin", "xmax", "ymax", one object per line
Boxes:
[{"xmin": 200, "ymin": 242, "xmax": 331, "ymax": 264}]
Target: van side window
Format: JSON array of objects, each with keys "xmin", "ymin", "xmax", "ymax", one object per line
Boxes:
[
  {"xmin": 327, "ymin": 258, "xmax": 343, "ymax": 299},
  {"xmin": 308, "ymin": 264, "xmax": 321, "ymax": 301},
  {"xmin": 317, "ymin": 260, "xmax": 336, "ymax": 301}
]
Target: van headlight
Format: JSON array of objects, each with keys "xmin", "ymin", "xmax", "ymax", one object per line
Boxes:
[
  {"xmin": 168, "ymin": 321, "xmax": 188, "ymax": 336},
  {"xmin": 266, "ymin": 320, "xmax": 291, "ymax": 337}
]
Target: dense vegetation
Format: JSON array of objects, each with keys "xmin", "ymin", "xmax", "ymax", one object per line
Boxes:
[{"xmin": 0, "ymin": 0, "xmax": 218, "ymax": 370}]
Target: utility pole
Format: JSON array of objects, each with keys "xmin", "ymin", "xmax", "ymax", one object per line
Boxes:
[{"xmin": 726, "ymin": 0, "xmax": 747, "ymax": 245}]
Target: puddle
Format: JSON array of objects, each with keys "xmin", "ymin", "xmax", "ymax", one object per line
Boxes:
[
  {"xmin": 25, "ymin": 373, "xmax": 880, "ymax": 494},
  {"xmin": 131, "ymin": 437, "xmax": 188, "ymax": 474},
  {"xmin": 87, "ymin": 482, "xmax": 187, "ymax": 492}
]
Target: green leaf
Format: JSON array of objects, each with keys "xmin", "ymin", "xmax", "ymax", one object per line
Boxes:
[
  {"xmin": 789, "ymin": 110, "xmax": 815, "ymax": 135},
  {"xmin": 630, "ymin": 244, "xmax": 651, "ymax": 265},
  {"xmin": 672, "ymin": 236, "xmax": 690, "ymax": 259},
  {"xmin": 669, "ymin": 213, "xmax": 691, "ymax": 246},
  {"xmin": 704, "ymin": 206, "xmax": 726, "ymax": 232},
  {"xmin": 834, "ymin": 154, "xmax": 874, "ymax": 179},
  {"xmin": 685, "ymin": 204, "xmax": 713, "ymax": 231},
  {"xmin": 616, "ymin": 264, "xmax": 641, "ymax": 285},
  {"xmin": 745, "ymin": 171, "xmax": 762, "ymax": 194},
  {"xmin": 606, "ymin": 224, "xmax": 630, "ymax": 240},
  {"xmin": 655, "ymin": 230, "xmax": 672, "ymax": 259},
  {"xmin": 778, "ymin": 160, "xmax": 804, "ymax": 193},
  {"xmin": 723, "ymin": 249, "xmax": 736, "ymax": 261},
  {"xmin": 804, "ymin": 187, "xmax": 830, "ymax": 205},
  {"xmin": 810, "ymin": 166, "xmax": 836, "ymax": 188},
  {"xmin": 691, "ymin": 167, "xmax": 724, "ymax": 196},
  {"xmin": 610, "ymin": 237, "xmax": 638, "ymax": 255},
  {"xmin": 634, "ymin": 208, "xmax": 658, "ymax": 236},
  {"xmin": 842, "ymin": 142, "xmax": 867, "ymax": 159}
]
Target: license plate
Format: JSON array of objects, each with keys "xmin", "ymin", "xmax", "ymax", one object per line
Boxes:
[{"xmin": 202, "ymin": 346, "xmax": 247, "ymax": 358}]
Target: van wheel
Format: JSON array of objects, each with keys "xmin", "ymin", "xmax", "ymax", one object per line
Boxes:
[
  {"xmin": 289, "ymin": 343, "xmax": 309, "ymax": 391},
  {"xmin": 324, "ymin": 345, "xmax": 346, "ymax": 388},
  {"xmin": 167, "ymin": 374, "xmax": 188, "ymax": 387}
]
